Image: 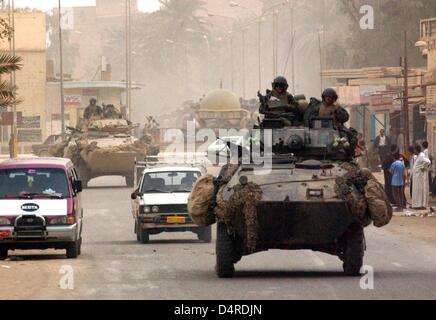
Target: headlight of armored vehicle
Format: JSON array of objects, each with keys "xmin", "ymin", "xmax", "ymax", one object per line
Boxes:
[{"xmin": 152, "ymin": 206, "xmax": 159, "ymax": 213}]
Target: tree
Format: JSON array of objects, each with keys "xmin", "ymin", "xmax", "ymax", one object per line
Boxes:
[
  {"xmin": 337, "ymin": 0, "xmax": 436, "ymax": 68},
  {"xmin": 0, "ymin": 19, "xmax": 22, "ymax": 110}
]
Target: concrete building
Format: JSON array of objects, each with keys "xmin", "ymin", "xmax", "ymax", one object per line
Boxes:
[
  {"xmin": 419, "ymin": 18, "xmax": 436, "ymax": 155},
  {"xmin": 0, "ymin": 11, "xmax": 46, "ymax": 153}
]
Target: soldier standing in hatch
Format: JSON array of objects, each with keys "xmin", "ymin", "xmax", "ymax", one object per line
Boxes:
[
  {"xmin": 259, "ymin": 76, "xmax": 301, "ymax": 125},
  {"xmin": 83, "ymin": 98, "xmax": 103, "ymax": 120}
]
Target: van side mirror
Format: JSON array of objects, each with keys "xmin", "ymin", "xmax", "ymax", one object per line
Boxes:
[
  {"xmin": 74, "ymin": 181, "xmax": 83, "ymax": 193},
  {"xmin": 131, "ymin": 189, "xmax": 139, "ymax": 200}
]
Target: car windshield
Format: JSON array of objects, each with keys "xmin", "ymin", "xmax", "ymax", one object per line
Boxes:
[
  {"xmin": 0, "ymin": 168, "xmax": 70, "ymax": 199},
  {"xmin": 140, "ymin": 171, "xmax": 201, "ymax": 193}
]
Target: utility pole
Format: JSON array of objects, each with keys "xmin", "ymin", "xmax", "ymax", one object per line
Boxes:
[
  {"xmin": 403, "ymin": 30, "xmax": 410, "ymax": 151},
  {"xmin": 289, "ymin": 0, "xmax": 295, "ymax": 93},
  {"xmin": 59, "ymin": 0, "xmax": 65, "ymax": 140},
  {"xmin": 125, "ymin": 0, "xmax": 131, "ymax": 120},
  {"xmin": 242, "ymin": 29, "xmax": 246, "ymax": 98},
  {"xmin": 258, "ymin": 19, "xmax": 261, "ymax": 91}
]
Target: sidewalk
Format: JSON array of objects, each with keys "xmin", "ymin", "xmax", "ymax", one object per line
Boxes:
[{"xmin": 372, "ymin": 170, "xmax": 436, "ymax": 247}]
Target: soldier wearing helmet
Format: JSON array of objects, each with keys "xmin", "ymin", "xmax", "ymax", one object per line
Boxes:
[
  {"xmin": 258, "ymin": 76, "xmax": 301, "ymax": 126},
  {"xmin": 83, "ymin": 98, "xmax": 103, "ymax": 120}
]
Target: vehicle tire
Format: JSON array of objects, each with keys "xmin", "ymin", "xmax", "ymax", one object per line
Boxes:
[
  {"xmin": 135, "ymin": 220, "xmax": 140, "ymax": 242},
  {"xmin": 126, "ymin": 175, "xmax": 135, "ymax": 188},
  {"xmin": 342, "ymin": 223, "xmax": 365, "ymax": 276},
  {"xmin": 139, "ymin": 228, "xmax": 150, "ymax": 244},
  {"xmin": 66, "ymin": 240, "xmax": 80, "ymax": 259},
  {"xmin": 0, "ymin": 248, "xmax": 8, "ymax": 260},
  {"xmin": 215, "ymin": 221, "xmax": 235, "ymax": 278},
  {"xmin": 198, "ymin": 226, "xmax": 212, "ymax": 243},
  {"xmin": 78, "ymin": 238, "xmax": 82, "ymax": 256}
]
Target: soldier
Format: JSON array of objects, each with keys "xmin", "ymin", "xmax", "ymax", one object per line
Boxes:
[
  {"xmin": 259, "ymin": 76, "xmax": 301, "ymax": 126},
  {"xmin": 102, "ymin": 104, "xmax": 121, "ymax": 119},
  {"xmin": 83, "ymin": 98, "xmax": 103, "ymax": 120},
  {"xmin": 319, "ymin": 88, "xmax": 341, "ymax": 118}
]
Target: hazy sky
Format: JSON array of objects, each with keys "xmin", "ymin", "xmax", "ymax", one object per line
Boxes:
[{"xmin": 14, "ymin": 0, "xmax": 162, "ymax": 12}]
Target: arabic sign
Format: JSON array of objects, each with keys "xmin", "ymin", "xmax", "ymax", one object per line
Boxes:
[{"xmin": 64, "ymin": 95, "xmax": 82, "ymax": 107}]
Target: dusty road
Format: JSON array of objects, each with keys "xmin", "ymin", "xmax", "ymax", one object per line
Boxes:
[{"xmin": 1, "ymin": 176, "xmax": 436, "ymax": 300}]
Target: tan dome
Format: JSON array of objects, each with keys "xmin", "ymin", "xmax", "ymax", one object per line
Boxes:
[{"xmin": 199, "ymin": 89, "xmax": 241, "ymax": 112}]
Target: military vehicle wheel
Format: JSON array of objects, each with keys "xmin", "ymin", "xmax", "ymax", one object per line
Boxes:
[
  {"xmin": 77, "ymin": 166, "xmax": 90, "ymax": 189},
  {"xmin": 139, "ymin": 228, "xmax": 150, "ymax": 244},
  {"xmin": 0, "ymin": 248, "xmax": 8, "ymax": 260},
  {"xmin": 66, "ymin": 240, "xmax": 80, "ymax": 259},
  {"xmin": 126, "ymin": 175, "xmax": 135, "ymax": 188},
  {"xmin": 215, "ymin": 221, "xmax": 235, "ymax": 278},
  {"xmin": 342, "ymin": 223, "xmax": 364, "ymax": 276},
  {"xmin": 198, "ymin": 226, "xmax": 212, "ymax": 243}
]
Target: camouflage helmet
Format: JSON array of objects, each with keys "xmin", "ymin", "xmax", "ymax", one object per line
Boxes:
[
  {"xmin": 90, "ymin": 98, "xmax": 97, "ymax": 105},
  {"xmin": 322, "ymin": 88, "xmax": 338, "ymax": 101},
  {"xmin": 272, "ymin": 76, "xmax": 289, "ymax": 89},
  {"xmin": 334, "ymin": 106, "xmax": 349, "ymax": 124}
]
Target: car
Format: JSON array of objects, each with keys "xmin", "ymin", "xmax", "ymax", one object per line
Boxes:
[
  {"xmin": 32, "ymin": 134, "xmax": 63, "ymax": 157},
  {"xmin": 131, "ymin": 162, "xmax": 210, "ymax": 244},
  {"xmin": 0, "ymin": 158, "xmax": 84, "ymax": 260}
]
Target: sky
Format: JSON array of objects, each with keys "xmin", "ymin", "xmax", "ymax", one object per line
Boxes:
[{"xmin": 13, "ymin": 0, "xmax": 162, "ymax": 13}]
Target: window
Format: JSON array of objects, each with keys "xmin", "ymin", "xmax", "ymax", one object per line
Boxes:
[
  {"xmin": 140, "ymin": 171, "xmax": 201, "ymax": 194},
  {"xmin": 0, "ymin": 168, "xmax": 70, "ymax": 199}
]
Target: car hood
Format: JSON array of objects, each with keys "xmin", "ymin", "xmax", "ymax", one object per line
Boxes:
[{"xmin": 139, "ymin": 193, "xmax": 190, "ymax": 206}]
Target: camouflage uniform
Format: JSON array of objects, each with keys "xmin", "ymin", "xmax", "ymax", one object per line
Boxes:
[{"xmin": 84, "ymin": 99, "xmax": 103, "ymax": 120}]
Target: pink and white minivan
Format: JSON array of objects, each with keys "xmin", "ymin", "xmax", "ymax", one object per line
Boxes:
[{"xmin": 0, "ymin": 158, "xmax": 83, "ymax": 259}]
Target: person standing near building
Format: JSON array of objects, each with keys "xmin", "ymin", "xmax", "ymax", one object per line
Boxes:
[
  {"xmin": 382, "ymin": 144, "xmax": 398, "ymax": 204},
  {"xmin": 407, "ymin": 146, "xmax": 417, "ymax": 198},
  {"xmin": 412, "ymin": 145, "xmax": 432, "ymax": 210},
  {"xmin": 374, "ymin": 129, "xmax": 390, "ymax": 166},
  {"xmin": 390, "ymin": 152, "xmax": 407, "ymax": 211}
]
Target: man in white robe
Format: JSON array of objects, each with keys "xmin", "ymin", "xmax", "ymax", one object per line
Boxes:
[{"xmin": 412, "ymin": 146, "xmax": 431, "ymax": 209}]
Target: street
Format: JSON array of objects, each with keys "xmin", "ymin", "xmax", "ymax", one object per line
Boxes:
[{"xmin": 1, "ymin": 176, "xmax": 436, "ymax": 300}]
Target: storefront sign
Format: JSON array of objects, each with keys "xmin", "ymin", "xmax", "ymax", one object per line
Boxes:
[{"xmin": 64, "ymin": 95, "xmax": 82, "ymax": 107}]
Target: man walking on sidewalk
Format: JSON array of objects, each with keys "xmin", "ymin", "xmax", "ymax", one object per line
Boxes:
[{"xmin": 390, "ymin": 152, "xmax": 407, "ymax": 211}]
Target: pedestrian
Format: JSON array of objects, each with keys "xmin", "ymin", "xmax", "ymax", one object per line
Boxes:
[
  {"xmin": 407, "ymin": 146, "xmax": 416, "ymax": 198},
  {"xmin": 382, "ymin": 144, "xmax": 398, "ymax": 204},
  {"xmin": 374, "ymin": 129, "xmax": 390, "ymax": 166},
  {"xmin": 422, "ymin": 141, "xmax": 433, "ymax": 189},
  {"xmin": 390, "ymin": 152, "xmax": 407, "ymax": 211},
  {"xmin": 412, "ymin": 145, "xmax": 432, "ymax": 210}
]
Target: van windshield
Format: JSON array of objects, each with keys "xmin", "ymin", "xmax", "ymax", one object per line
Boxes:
[
  {"xmin": 141, "ymin": 171, "xmax": 201, "ymax": 194},
  {"xmin": 0, "ymin": 168, "xmax": 70, "ymax": 199}
]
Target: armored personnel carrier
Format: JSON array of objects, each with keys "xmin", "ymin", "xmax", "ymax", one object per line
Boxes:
[
  {"xmin": 211, "ymin": 96, "xmax": 391, "ymax": 278},
  {"xmin": 49, "ymin": 118, "xmax": 150, "ymax": 188}
]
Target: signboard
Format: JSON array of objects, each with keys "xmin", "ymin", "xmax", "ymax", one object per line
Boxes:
[
  {"xmin": 18, "ymin": 130, "xmax": 42, "ymax": 143},
  {"xmin": 426, "ymin": 105, "xmax": 436, "ymax": 117},
  {"xmin": 359, "ymin": 85, "xmax": 387, "ymax": 104},
  {"xmin": 64, "ymin": 95, "xmax": 82, "ymax": 107},
  {"xmin": 18, "ymin": 116, "xmax": 40, "ymax": 129},
  {"xmin": 0, "ymin": 112, "xmax": 23, "ymax": 126},
  {"xmin": 370, "ymin": 93, "xmax": 394, "ymax": 111},
  {"xmin": 336, "ymin": 86, "xmax": 361, "ymax": 106}
]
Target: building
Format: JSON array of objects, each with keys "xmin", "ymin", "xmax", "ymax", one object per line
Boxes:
[
  {"xmin": 0, "ymin": 11, "xmax": 47, "ymax": 154},
  {"xmin": 419, "ymin": 18, "xmax": 436, "ymax": 156},
  {"xmin": 322, "ymin": 67, "xmax": 426, "ymax": 149}
]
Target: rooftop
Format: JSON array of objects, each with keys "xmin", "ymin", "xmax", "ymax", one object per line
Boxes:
[{"xmin": 0, "ymin": 157, "xmax": 72, "ymax": 170}]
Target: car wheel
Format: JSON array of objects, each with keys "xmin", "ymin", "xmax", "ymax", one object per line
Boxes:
[
  {"xmin": 0, "ymin": 248, "xmax": 8, "ymax": 261},
  {"xmin": 135, "ymin": 220, "xmax": 140, "ymax": 242},
  {"xmin": 342, "ymin": 223, "xmax": 364, "ymax": 276},
  {"xmin": 66, "ymin": 240, "xmax": 80, "ymax": 259},
  {"xmin": 139, "ymin": 228, "xmax": 150, "ymax": 244},
  {"xmin": 215, "ymin": 221, "xmax": 235, "ymax": 278},
  {"xmin": 198, "ymin": 226, "xmax": 212, "ymax": 243}
]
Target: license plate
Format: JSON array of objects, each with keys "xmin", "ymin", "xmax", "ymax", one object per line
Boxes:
[{"xmin": 167, "ymin": 216, "xmax": 186, "ymax": 224}]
